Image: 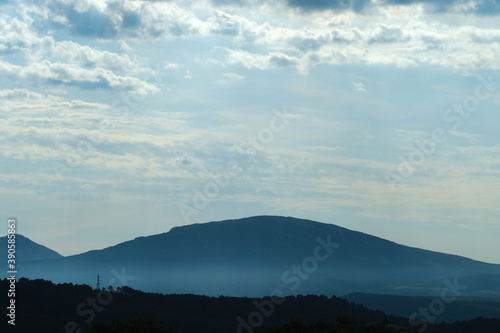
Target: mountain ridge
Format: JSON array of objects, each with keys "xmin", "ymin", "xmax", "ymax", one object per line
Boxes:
[
  {"xmin": 0, "ymin": 234, "xmax": 63, "ymax": 263},
  {"xmin": 70, "ymin": 215, "xmax": 498, "ymax": 265},
  {"xmin": 8, "ymin": 216, "xmax": 496, "ymax": 266},
  {"xmin": 17, "ymin": 216, "xmax": 500, "ymax": 298}
]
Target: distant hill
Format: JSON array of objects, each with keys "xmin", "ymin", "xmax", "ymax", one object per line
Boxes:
[
  {"xmin": 0, "ymin": 234, "xmax": 63, "ymax": 265},
  {"xmin": 343, "ymin": 293, "xmax": 500, "ymax": 323},
  {"xmin": 18, "ymin": 216, "xmax": 500, "ymax": 297}
]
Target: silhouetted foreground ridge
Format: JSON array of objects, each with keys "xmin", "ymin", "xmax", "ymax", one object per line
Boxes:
[{"xmin": 2, "ymin": 278, "xmax": 499, "ymax": 333}]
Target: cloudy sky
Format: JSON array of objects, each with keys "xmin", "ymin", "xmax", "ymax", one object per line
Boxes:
[{"xmin": 1, "ymin": 0, "xmax": 499, "ymax": 263}]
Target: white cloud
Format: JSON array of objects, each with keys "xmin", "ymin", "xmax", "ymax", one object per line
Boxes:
[
  {"xmin": 211, "ymin": 6, "xmax": 500, "ymax": 71},
  {"xmin": 226, "ymin": 49, "xmax": 301, "ymax": 71},
  {"xmin": 0, "ymin": 14, "xmax": 163, "ymax": 93},
  {"xmin": 449, "ymin": 130, "xmax": 481, "ymax": 143},
  {"xmin": 456, "ymin": 144, "xmax": 500, "ymax": 156},
  {"xmin": 38, "ymin": 40, "xmax": 137, "ymax": 71},
  {"xmin": 299, "ymin": 146, "xmax": 344, "ymax": 151},
  {"xmin": 223, "ymin": 72, "xmax": 245, "ymax": 80},
  {"xmin": 64, "ymin": 0, "xmax": 204, "ymax": 39},
  {"xmin": 352, "ymin": 82, "xmax": 367, "ymax": 92},
  {"xmin": 6, "ymin": 1, "xmax": 500, "ymax": 75},
  {"xmin": 0, "ymin": 59, "xmax": 158, "ymax": 93}
]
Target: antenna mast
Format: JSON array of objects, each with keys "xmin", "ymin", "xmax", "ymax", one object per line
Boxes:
[{"xmin": 97, "ymin": 274, "xmax": 101, "ymax": 290}]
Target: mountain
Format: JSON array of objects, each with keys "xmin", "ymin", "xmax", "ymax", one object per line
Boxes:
[
  {"xmin": 0, "ymin": 234, "xmax": 63, "ymax": 264},
  {"xmin": 18, "ymin": 216, "xmax": 500, "ymax": 297}
]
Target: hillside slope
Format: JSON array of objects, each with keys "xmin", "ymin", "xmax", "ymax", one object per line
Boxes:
[
  {"xmin": 19, "ymin": 216, "xmax": 500, "ymax": 297},
  {"xmin": 0, "ymin": 234, "xmax": 63, "ymax": 264}
]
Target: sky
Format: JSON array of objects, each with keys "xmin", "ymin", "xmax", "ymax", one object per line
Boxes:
[{"xmin": 0, "ymin": 0, "xmax": 499, "ymax": 263}]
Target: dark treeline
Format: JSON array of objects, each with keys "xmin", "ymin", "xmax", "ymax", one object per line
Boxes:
[
  {"xmin": 2, "ymin": 278, "xmax": 499, "ymax": 333},
  {"xmin": 89, "ymin": 317, "xmax": 405, "ymax": 333}
]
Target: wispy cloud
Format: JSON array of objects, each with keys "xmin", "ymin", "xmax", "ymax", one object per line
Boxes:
[
  {"xmin": 299, "ymin": 146, "xmax": 344, "ymax": 151},
  {"xmin": 352, "ymin": 82, "xmax": 367, "ymax": 92}
]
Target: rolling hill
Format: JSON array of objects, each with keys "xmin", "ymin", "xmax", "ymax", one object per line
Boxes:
[{"xmin": 17, "ymin": 216, "xmax": 500, "ymax": 297}]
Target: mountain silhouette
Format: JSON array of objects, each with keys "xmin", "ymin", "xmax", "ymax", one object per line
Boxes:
[
  {"xmin": 0, "ymin": 234, "xmax": 63, "ymax": 264},
  {"xmin": 17, "ymin": 216, "xmax": 500, "ymax": 297}
]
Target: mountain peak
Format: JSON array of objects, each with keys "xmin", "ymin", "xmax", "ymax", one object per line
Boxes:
[
  {"xmin": 0, "ymin": 234, "xmax": 63, "ymax": 263},
  {"xmin": 17, "ymin": 216, "xmax": 500, "ymax": 298}
]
